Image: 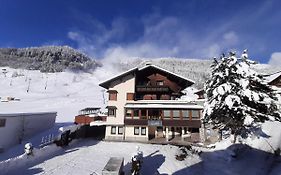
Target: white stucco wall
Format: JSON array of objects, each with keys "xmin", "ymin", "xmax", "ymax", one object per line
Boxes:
[
  {"xmin": 125, "ymin": 126, "xmax": 148, "ymax": 141},
  {"xmin": 105, "ymin": 125, "xmax": 124, "ymax": 140},
  {"xmin": 106, "ymin": 74, "xmax": 135, "ymax": 125},
  {"xmin": 0, "ymin": 112, "xmax": 56, "ymax": 152}
]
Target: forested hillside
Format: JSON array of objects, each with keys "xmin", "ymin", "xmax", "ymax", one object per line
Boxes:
[{"xmin": 0, "ymin": 46, "xmax": 101, "ymax": 72}]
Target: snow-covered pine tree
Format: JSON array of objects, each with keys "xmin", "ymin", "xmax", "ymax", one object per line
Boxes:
[{"xmin": 204, "ymin": 50, "xmax": 281, "ymax": 143}]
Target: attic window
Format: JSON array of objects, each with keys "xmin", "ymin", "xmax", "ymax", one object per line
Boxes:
[{"xmin": 156, "ymin": 81, "xmax": 164, "ymax": 86}]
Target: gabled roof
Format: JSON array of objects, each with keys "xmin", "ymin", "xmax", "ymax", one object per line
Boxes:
[
  {"xmin": 139, "ymin": 64, "xmax": 195, "ymax": 84},
  {"xmin": 99, "ymin": 64, "xmax": 195, "ymax": 89}
]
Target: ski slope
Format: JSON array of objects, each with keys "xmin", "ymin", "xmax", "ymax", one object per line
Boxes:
[{"xmin": 0, "ymin": 67, "xmax": 107, "ymax": 122}]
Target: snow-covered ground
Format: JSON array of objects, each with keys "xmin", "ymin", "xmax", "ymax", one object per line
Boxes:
[
  {"xmin": 0, "ymin": 139, "xmax": 201, "ymax": 175},
  {"xmin": 0, "ymin": 66, "xmax": 281, "ymax": 175},
  {"xmin": 1, "ymin": 133, "xmax": 281, "ymax": 175}
]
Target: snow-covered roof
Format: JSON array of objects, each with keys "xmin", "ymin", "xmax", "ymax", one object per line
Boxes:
[
  {"xmin": 0, "ymin": 112, "xmax": 57, "ymax": 117},
  {"xmin": 194, "ymin": 88, "xmax": 204, "ymax": 94},
  {"xmin": 265, "ymin": 70, "xmax": 281, "ymax": 83},
  {"xmin": 99, "ymin": 64, "xmax": 194, "ymax": 89},
  {"xmin": 90, "ymin": 121, "xmax": 107, "ymax": 126}
]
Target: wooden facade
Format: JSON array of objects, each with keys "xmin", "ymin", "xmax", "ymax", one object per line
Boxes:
[
  {"xmin": 106, "ymin": 66, "xmax": 192, "ymax": 101},
  {"xmin": 134, "ymin": 67, "xmax": 188, "ymax": 100}
]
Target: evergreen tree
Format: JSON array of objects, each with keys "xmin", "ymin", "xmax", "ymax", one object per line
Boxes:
[{"xmin": 204, "ymin": 51, "xmax": 281, "ymax": 142}]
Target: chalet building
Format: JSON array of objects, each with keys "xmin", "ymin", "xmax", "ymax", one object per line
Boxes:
[
  {"xmin": 266, "ymin": 71, "xmax": 281, "ymax": 89},
  {"xmin": 99, "ymin": 64, "xmax": 204, "ymax": 143}
]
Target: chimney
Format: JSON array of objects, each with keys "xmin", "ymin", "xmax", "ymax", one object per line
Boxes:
[{"xmin": 145, "ymin": 61, "xmax": 152, "ymax": 66}]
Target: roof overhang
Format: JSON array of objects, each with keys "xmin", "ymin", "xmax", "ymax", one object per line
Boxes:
[
  {"xmin": 99, "ymin": 64, "xmax": 195, "ymax": 89},
  {"xmin": 99, "ymin": 67, "xmax": 138, "ymax": 89}
]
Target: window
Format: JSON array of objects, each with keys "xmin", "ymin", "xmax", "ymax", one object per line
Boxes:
[
  {"xmin": 173, "ymin": 110, "xmax": 180, "ymax": 119},
  {"xmin": 108, "ymin": 107, "xmax": 116, "ymax": 117},
  {"xmin": 126, "ymin": 93, "xmax": 134, "ymax": 100},
  {"xmin": 111, "ymin": 126, "xmax": 116, "ymax": 134},
  {"xmin": 156, "ymin": 81, "xmax": 164, "ymax": 86},
  {"xmin": 140, "ymin": 109, "xmax": 147, "ymax": 119},
  {"xmin": 125, "ymin": 109, "xmax": 132, "ymax": 118},
  {"xmin": 191, "ymin": 110, "xmax": 200, "ymax": 119},
  {"xmin": 0, "ymin": 119, "xmax": 6, "ymax": 127},
  {"xmin": 108, "ymin": 91, "xmax": 117, "ymax": 101},
  {"xmin": 134, "ymin": 127, "xmax": 140, "ymax": 135},
  {"xmin": 141, "ymin": 127, "xmax": 146, "ymax": 135},
  {"xmin": 182, "ymin": 110, "xmax": 189, "ymax": 119},
  {"xmin": 163, "ymin": 110, "xmax": 170, "ymax": 119},
  {"xmin": 133, "ymin": 109, "xmax": 139, "ymax": 118},
  {"xmin": 118, "ymin": 126, "xmax": 123, "ymax": 135}
]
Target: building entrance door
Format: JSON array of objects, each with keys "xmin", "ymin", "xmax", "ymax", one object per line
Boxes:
[{"xmin": 148, "ymin": 126, "xmax": 156, "ymax": 140}]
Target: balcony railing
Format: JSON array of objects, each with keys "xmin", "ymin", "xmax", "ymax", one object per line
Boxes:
[
  {"xmin": 124, "ymin": 118, "xmax": 201, "ymax": 127},
  {"xmin": 136, "ymin": 85, "xmax": 169, "ymax": 92}
]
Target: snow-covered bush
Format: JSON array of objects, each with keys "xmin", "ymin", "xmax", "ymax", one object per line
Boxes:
[{"xmin": 204, "ymin": 50, "xmax": 281, "ymax": 142}]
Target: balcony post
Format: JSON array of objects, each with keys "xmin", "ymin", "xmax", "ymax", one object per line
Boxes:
[
  {"xmin": 181, "ymin": 128, "xmax": 185, "ymax": 141},
  {"xmin": 165, "ymin": 127, "xmax": 169, "ymax": 141}
]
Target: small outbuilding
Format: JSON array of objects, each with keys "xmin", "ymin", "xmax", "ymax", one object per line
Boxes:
[{"xmin": 0, "ymin": 112, "xmax": 56, "ymax": 152}]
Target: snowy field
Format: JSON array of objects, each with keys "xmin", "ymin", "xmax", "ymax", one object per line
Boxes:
[{"xmin": 0, "ymin": 66, "xmax": 281, "ymax": 175}]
